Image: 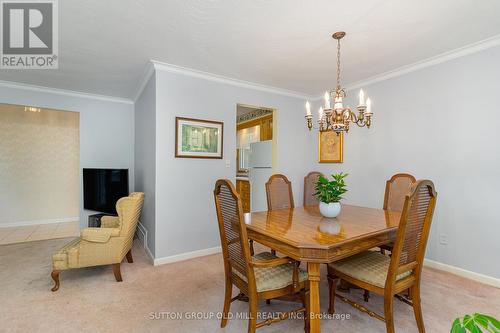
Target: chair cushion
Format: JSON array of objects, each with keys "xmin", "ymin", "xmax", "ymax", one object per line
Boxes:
[
  {"xmin": 328, "ymin": 251, "xmax": 411, "ymax": 288},
  {"xmin": 233, "ymin": 252, "xmax": 308, "ymax": 292}
]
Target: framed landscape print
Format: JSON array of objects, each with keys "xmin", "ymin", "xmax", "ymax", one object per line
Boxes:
[
  {"xmin": 318, "ymin": 130, "xmax": 343, "ymax": 163},
  {"xmin": 175, "ymin": 117, "xmax": 224, "ymax": 159}
]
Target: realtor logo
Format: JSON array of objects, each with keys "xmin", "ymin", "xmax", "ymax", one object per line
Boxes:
[{"xmin": 1, "ymin": 0, "xmax": 58, "ymax": 69}]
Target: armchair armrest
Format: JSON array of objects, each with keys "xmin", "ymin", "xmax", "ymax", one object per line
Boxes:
[
  {"xmin": 81, "ymin": 227, "xmax": 120, "ymax": 243},
  {"xmin": 101, "ymin": 216, "xmax": 119, "ymax": 228}
]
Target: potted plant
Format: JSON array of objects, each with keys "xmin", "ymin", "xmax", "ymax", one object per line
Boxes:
[
  {"xmin": 451, "ymin": 313, "xmax": 500, "ymax": 333},
  {"xmin": 315, "ymin": 172, "xmax": 348, "ymax": 218}
]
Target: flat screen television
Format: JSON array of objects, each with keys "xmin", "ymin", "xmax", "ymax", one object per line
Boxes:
[{"xmin": 83, "ymin": 168, "xmax": 129, "ymax": 214}]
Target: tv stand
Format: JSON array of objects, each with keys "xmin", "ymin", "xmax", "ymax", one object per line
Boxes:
[{"xmin": 88, "ymin": 213, "xmax": 116, "ymax": 227}]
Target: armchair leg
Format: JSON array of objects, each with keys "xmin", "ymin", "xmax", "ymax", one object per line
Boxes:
[
  {"xmin": 112, "ymin": 263, "xmax": 123, "ymax": 282},
  {"xmin": 126, "ymin": 249, "xmax": 133, "ymax": 263},
  {"xmin": 51, "ymin": 270, "xmax": 60, "ymax": 292}
]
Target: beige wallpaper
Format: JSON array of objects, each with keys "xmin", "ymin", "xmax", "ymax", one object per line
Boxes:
[{"xmin": 0, "ymin": 104, "xmax": 79, "ymax": 225}]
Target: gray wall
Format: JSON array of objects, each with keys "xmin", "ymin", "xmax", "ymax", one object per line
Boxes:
[
  {"xmin": 154, "ymin": 69, "xmax": 314, "ymax": 259},
  {"xmin": 134, "ymin": 74, "xmax": 157, "ymax": 256},
  {"xmin": 0, "ymin": 85, "xmax": 135, "ymax": 228},
  {"xmin": 310, "ymin": 45, "xmax": 500, "ymax": 278}
]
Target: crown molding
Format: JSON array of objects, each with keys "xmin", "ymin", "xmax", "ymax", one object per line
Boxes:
[
  {"xmin": 148, "ymin": 60, "xmax": 314, "ymax": 100},
  {"xmin": 310, "ymin": 33, "xmax": 500, "ymax": 100},
  {"xmin": 0, "ymin": 79, "xmax": 134, "ymax": 104},
  {"xmin": 345, "ymin": 34, "xmax": 500, "ymax": 91}
]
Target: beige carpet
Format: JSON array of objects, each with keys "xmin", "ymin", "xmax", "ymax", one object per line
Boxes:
[{"xmin": 0, "ymin": 238, "xmax": 498, "ymax": 333}]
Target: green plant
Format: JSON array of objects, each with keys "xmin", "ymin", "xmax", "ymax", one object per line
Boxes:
[
  {"xmin": 451, "ymin": 313, "xmax": 500, "ymax": 333},
  {"xmin": 314, "ymin": 173, "xmax": 348, "ymax": 203}
]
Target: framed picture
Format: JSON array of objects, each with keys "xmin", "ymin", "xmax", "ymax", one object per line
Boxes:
[
  {"xmin": 318, "ymin": 130, "xmax": 343, "ymax": 163},
  {"xmin": 175, "ymin": 117, "xmax": 224, "ymax": 159}
]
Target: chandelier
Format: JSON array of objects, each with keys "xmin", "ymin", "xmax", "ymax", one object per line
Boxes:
[{"xmin": 305, "ymin": 31, "xmax": 373, "ymax": 134}]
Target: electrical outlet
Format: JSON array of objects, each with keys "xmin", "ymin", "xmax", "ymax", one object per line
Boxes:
[{"xmin": 439, "ymin": 233, "xmax": 448, "ymax": 245}]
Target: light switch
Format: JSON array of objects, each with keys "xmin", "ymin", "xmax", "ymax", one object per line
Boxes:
[{"xmin": 225, "ymin": 159, "xmax": 231, "ymax": 168}]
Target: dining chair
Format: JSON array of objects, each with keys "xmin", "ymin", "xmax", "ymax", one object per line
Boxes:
[
  {"xmin": 259, "ymin": 174, "xmax": 295, "ymax": 256},
  {"xmin": 303, "ymin": 171, "xmax": 324, "ymax": 206},
  {"xmin": 213, "ymin": 179, "xmax": 310, "ymax": 333},
  {"xmin": 380, "ymin": 173, "xmax": 417, "ymax": 254},
  {"xmin": 327, "ymin": 180, "xmax": 437, "ymax": 333},
  {"xmin": 266, "ymin": 174, "xmax": 295, "ymax": 211}
]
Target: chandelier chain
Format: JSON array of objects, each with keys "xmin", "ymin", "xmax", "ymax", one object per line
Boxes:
[{"xmin": 336, "ymin": 37, "xmax": 341, "ymax": 91}]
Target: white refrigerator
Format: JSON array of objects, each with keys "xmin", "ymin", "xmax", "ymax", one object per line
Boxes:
[{"xmin": 248, "ymin": 140, "xmax": 273, "ymax": 212}]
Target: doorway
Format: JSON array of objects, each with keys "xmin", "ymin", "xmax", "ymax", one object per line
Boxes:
[
  {"xmin": 0, "ymin": 103, "xmax": 80, "ymax": 244},
  {"xmin": 235, "ymin": 104, "xmax": 276, "ymax": 212}
]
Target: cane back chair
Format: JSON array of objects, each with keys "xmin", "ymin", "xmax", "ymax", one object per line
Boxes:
[
  {"xmin": 265, "ymin": 174, "xmax": 294, "ymax": 211},
  {"xmin": 214, "ymin": 179, "xmax": 309, "ymax": 333},
  {"xmin": 380, "ymin": 173, "xmax": 417, "ymax": 254},
  {"xmin": 253, "ymin": 174, "xmax": 295, "ymax": 256},
  {"xmin": 303, "ymin": 172, "xmax": 324, "ymax": 206},
  {"xmin": 327, "ymin": 180, "xmax": 437, "ymax": 333}
]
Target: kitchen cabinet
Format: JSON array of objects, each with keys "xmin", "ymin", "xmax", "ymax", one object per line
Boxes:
[{"xmin": 236, "ymin": 179, "xmax": 250, "ymax": 213}]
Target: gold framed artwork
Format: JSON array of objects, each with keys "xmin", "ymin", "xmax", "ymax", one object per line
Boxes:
[
  {"xmin": 318, "ymin": 130, "xmax": 343, "ymax": 163},
  {"xmin": 175, "ymin": 117, "xmax": 224, "ymax": 159}
]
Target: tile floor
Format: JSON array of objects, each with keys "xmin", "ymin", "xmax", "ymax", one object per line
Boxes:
[{"xmin": 0, "ymin": 221, "xmax": 79, "ymax": 245}]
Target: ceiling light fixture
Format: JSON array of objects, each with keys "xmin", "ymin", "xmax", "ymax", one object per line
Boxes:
[{"xmin": 305, "ymin": 32, "xmax": 373, "ymax": 134}]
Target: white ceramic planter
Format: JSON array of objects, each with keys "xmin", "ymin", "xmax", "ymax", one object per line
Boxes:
[{"xmin": 319, "ymin": 201, "xmax": 341, "ymax": 218}]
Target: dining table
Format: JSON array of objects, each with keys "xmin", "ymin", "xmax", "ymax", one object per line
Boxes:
[{"xmin": 245, "ymin": 204, "xmax": 402, "ymax": 333}]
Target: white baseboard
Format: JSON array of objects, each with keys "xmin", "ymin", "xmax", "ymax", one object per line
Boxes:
[
  {"xmin": 0, "ymin": 217, "xmax": 79, "ymax": 228},
  {"xmin": 143, "ymin": 243, "xmax": 500, "ymax": 289},
  {"xmin": 153, "ymin": 246, "xmax": 222, "ymax": 266},
  {"xmin": 424, "ymin": 259, "xmax": 500, "ymax": 288}
]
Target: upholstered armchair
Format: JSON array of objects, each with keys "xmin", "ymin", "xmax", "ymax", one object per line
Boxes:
[{"xmin": 51, "ymin": 192, "xmax": 145, "ymax": 291}]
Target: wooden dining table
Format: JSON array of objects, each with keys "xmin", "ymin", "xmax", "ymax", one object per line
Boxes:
[{"xmin": 245, "ymin": 204, "xmax": 402, "ymax": 333}]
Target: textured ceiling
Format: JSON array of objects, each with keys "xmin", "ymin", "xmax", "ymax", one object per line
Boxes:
[{"xmin": 0, "ymin": 0, "xmax": 499, "ymax": 99}]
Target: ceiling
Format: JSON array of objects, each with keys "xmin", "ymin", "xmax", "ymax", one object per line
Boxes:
[{"xmin": 1, "ymin": 0, "xmax": 499, "ymax": 100}]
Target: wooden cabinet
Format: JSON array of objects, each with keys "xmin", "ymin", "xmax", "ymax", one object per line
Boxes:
[
  {"xmin": 260, "ymin": 116, "xmax": 273, "ymax": 141},
  {"xmin": 237, "ymin": 115, "xmax": 273, "ymax": 142},
  {"xmin": 236, "ymin": 179, "xmax": 251, "ymax": 213}
]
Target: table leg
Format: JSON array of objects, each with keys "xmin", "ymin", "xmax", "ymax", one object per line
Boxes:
[{"xmin": 307, "ymin": 262, "xmax": 321, "ymax": 333}]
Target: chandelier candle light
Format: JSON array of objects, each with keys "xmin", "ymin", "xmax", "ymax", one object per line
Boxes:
[{"xmin": 305, "ymin": 32, "xmax": 373, "ymax": 134}]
